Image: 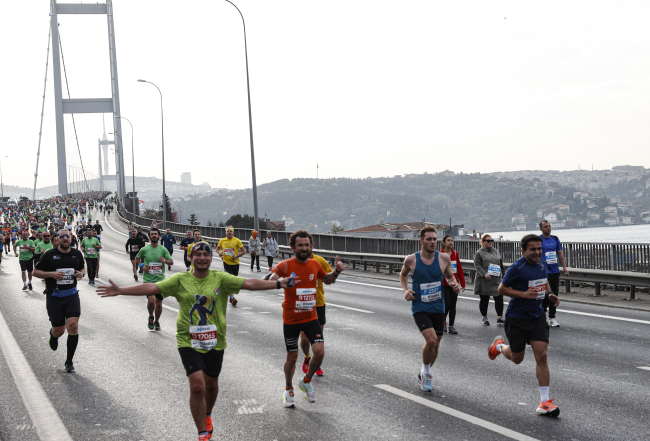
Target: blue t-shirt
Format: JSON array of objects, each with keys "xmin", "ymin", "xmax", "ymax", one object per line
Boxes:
[
  {"xmin": 161, "ymin": 233, "xmax": 176, "ymax": 249},
  {"xmin": 502, "ymin": 256, "xmax": 548, "ymax": 319},
  {"xmin": 411, "ymin": 251, "xmax": 445, "ymax": 314},
  {"xmin": 539, "ymin": 234, "xmax": 562, "ymax": 274}
]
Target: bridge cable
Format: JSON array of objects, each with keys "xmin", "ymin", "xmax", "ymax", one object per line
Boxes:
[{"xmin": 32, "ymin": 18, "xmax": 52, "ymax": 200}]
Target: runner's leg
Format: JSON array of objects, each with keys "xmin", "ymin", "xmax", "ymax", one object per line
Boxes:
[
  {"xmin": 530, "ymin": 340, "xmax": 550, "ymax": 386},
  {"xmin": 420, "ymin": 328, "xmax": 440, "ymax": 366},
  {"xmin": 188, "ymin": 371, "xmax": 209, "ymax": 433}
]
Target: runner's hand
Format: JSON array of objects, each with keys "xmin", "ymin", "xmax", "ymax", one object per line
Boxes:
[
  {"xmin": 484, "ymin": 274, "xmax": 491, "ymax": 280},
  {"xmin": 51, "ymin": 271, "xmax": 65, "ymax": 281},
  {"xmin": 143, "ymin": 265, "xmax": 149, "ymax": 274},
  {"xmin": 334, "ymin": 256, "xmax": 345, "ymax": 273},
  {"xmin": 404, "ymin": 289, "xmax": 415, "ymax": 301},
  {"xmin": 523, "ymin": 288, "xmax": 538, "ymax": 299},
  {"xmin": 280, "ymin": 277, "xmax": 300, "ymax": 289},
  {"xmin": 159, "ymin": 257, "xmax": 166, "ymax": 263},
  {"xmin": 563, "ymin": 268, "xmax": 569, "ymax": 276},
  {"xmin": 97, "ymin": 279, "xmax": 120, "ymax": 297},
  {"xmin": 549, "ymin": 294, "xmax": 560, "ymax": 307},
  {"xmin": 74, "ymin": 271, "xmax": 83, "ymax": 280},
  {"xmin": 451, "ymin": 282, "xmax": 461, "ymax": 294}
]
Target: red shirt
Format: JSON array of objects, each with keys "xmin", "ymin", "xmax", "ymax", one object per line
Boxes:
[
  {"xmin": 442, "ymin": 249, "xmax": 466, "ymax": 288},
  {"xmin": 274, "ymin": 257, "xmax": 327, "ymax": 325}
]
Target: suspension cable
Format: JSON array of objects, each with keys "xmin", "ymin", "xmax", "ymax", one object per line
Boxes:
[{"xmin": 33, "ymin": 17, "xmax": 52, "ymax": 200}]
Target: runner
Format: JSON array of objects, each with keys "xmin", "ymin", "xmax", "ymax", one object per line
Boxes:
[
  {"xmin": 136, "ymin": 227, "xmax": 173, "ymax": 331},
  {"xmin": 93, "ymin": 220, "xmax": 103, "ymax": 241},
  {"xmin": 488, "ymin": 234, "xmax": 561, "ymax": 416},
  {"xmin": 15, "ymin": 230, "xmax": 36, "ymax": 290},
  {"xmin": 136, "ymin": 227, "xmax": 150, "ymax": 273},
  {"xmin": 539, "ymin": 220, "xmax": 569, "ymax": 327},
  {"xmin": 272, "ymin": 230, "xmax": 345, "ymax": 408},
  {"xmin": 92, "ymin": 228, "xmax": 102, "ymax": 278},
  {"xmin": 126, "ymin": 230, "xmax": 146, "ymax": 281},
  {"xmin": 441, "ymin": 235, "xmax": 465, "ymax": 334},
  {"xmin": 33, "ymin": 229, "xmax": 85, "ymax": 373},
  {"xmin": 97, "ymin": 241, "xmax": 299, "ymax": 441},
  {"xmin": 217, "ymin": 227, "xmax": 245, "ymax": 306},
  {"xmin": 179, "ymin": 230, "xmax": 195, "ymax": 272},
  {"xmin": 0, "ymin": 230, "xmax": 4, "ymax": 268},
  {"xmin": 80, "ymin": 228, "xmax": 102, "ymax": 285},
  {"xmin": 161, "ymin": 228, "xmax": 177, "ymax": 270},
  {"xmin": 2, "ymin": 223, "xmax": 11, "ymax": 255},
  {"xmin": 399, "ymin": 225, "xmax": 460, "ymax": 392},
  {"xmin": 248, "ymin": 230, "xmax": 262, "ymax": 272},
  {"xmin": 34, "ymin": 231, "xmax": 54, "ymax": 277}
]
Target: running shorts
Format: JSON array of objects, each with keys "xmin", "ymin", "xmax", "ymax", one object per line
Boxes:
[
  {"xmin": 20, "ymin": 258, "xmax": 34, "ymax": 272},
  {"xmin": 223, "ymin": 262, "xmax": 239, "ymax": 277},
  {"xmin": 412, "ymin": 311, "xmax": 444, "ymax": 336},
  {"xmin": 130, "ymin": 252, "xmax": 138, "ymax": 261},
  {"xmin": 504, "ymin": 314, "xmax": 549, "ymax": 353},
  {"xmin": 283, "ymin": 319, "xmax": 324, "ymax": 352},
  {"xmin": 46, "ymin": 294, "xmax": 81, "ymax": 327},
  {"xmin": 316, "ymin": 305, "xmax": 326, "ymax": 326},
  {"xmin": 178, "ymin": 347, "xmax": 224, "ymax": 378}
]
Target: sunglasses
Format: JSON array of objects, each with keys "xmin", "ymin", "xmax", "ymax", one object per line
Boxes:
[
  {"xmin": 59, "ymin": 234, "xmax": 71, "ymax": 239},
  {"xmin": 484, "ymin": 240, "xmax": 494, "ymax": 243}
]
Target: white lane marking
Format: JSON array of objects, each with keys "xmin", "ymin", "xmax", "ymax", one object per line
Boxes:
[
  {"xmin": 375, "ymin": 385, "xmax": 540, "ymax": 441},
  {"xmin": 0, "ymin": 308, "xmax": 73, "ymax": 441},
  {"xmin": 104, "ymin": 213, "xmax": 128, "ymax": 237},
  {"xmin": 638, "ymin": 366, "xmax": 650, "ymax": 371},
  {"xmin": 163, "ymin": 304, "xmax": 180, "ymax": 313},
  {"xmin": 327, "ymin": 302, "xmax": 374, "ymax": 313},
  {"xmin": 113, "ymin": 250, "xmax": 126, "ymax": 255}
]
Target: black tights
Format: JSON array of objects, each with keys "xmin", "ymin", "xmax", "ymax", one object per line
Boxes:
[
  {"xmin": 85, "ymin": 258, "xmax": 98, "ymax": 281},
  {"xmin": 479, "ymin": 295, "xmax": 503, "ymax": 317},
  {"xmin": 443, "ymin": 286, "xmax": 458, "ymax": 326},
  {"xmin": 267, "ymin": 256, "xmax": 274, "ymax": 268}
]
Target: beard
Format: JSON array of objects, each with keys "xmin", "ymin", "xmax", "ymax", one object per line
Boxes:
[
  {"xmin": 59, "ymin": 242, "xmax": 70, "ymax": 249},
  {"xmin": 150, "ymin": 237, "xmax": 159, "ymax": 243}
]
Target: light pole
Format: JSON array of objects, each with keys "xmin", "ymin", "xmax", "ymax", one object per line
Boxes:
[
  {"xmin": 0, "ymin": 156, "xmax": 8, "ymax": 204},
  {"xmin": 116, "ymin": 116, "xmax": 136, "ymax": 222},
  {"xmin": 108, "ymin": 132, "xmax": 122, "ymax": 198},
  {"xmin": 224, "ymin": 0, "xmax": 260, "ymax": 231},
  {"xmin": 138, "ymin": 79, "xmax": 167, "ymax": 230}
]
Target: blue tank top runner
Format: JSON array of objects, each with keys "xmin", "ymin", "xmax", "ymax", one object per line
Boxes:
[{"xmin": 411, "ymin": 251, "xmax": 445, "ymax": 315}]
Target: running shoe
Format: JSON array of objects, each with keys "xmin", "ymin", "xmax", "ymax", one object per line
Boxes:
[
  {"xmin": 482, "ymin": 317, "xmax": 490, "ymax": 326},
  {"xmin": 168, "ymin": 265, "xmax": 172, "ymax": 270},
  {"xmin": 315, "ymin": 368, "xmax": 324, "ymax": 376},
  {"xmin": 257, "ymin": 268, "xmax": 261, "ymax": 272},
  {"xmin": 28, "ymin": 283, "xmax": 33, "ymax": 290},
  {"xmin": 206, "ymin": 415, "xmax": 213, "ymax": 439},
  {"xmin": 231, "ymin": 297, "xmax": 238, "ymax": 307},
  {"xmin": 49, "ymin": 332, "xmax": 58, "ymax": 351},
  {"xmin": 418, "ymin": 372, "xmax": 433, "ymax": 392},
  {"xmin": 299, "ymin": 377, "xmax": 316, "ymax": 403},
  {"xmin": 22, "ymin": 285, "xmax": 27, "ymax": 291},
  {"xmin": 154, "ymin": 321, "xmax": 161, "ymax": 331},
  {"xmin": 448, "ymin": 326, "xmax": 458, "ymax": 334},
  {"xmin": 134, "ymin": 275, "xmax": 138, "ymax": 282},
  {"xmin": 64, "ymin": 361, "xmax": 75, "ymax": 373},
  {"xmin": 302, "ymin": 357, "xmax": 310, "ymax": 374},
  {"xmin": 488, "ymin": 335, "xmax": 505, "ymax": 360},
  {"xmin": 283, "ymin": 389, "xmax": 295, "ymax": 408},
  {"xmin": 536, "ymin": 398, "xmax": 560, "ymax": 416},
  {"xmin": 442, "ymin": 322, "xmax": 448, "ymax": 333},
  {"xmin": 229, "ymin": 295, "xmax": 233, "ymax": 304},
  {"xmin": 198, "ymin": 433, "xmax": 210, "ymax": 441},
  {"xmin": 496, "ymin": 317, "xmax": 505, "ymax": 325},
  {"xmin": 549, "ymin": 318, "xmax": 560, "ymax": 327},
  {"xmin": 148, "ymin": 316, "xmax": 154, "ymax": 330}
]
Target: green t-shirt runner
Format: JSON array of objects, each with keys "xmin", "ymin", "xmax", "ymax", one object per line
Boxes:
[
  {"xmin": 15, "ymin": 239, "xmax": 35, "ymax": 261},
  {"xmin": 156, "ymin": 271, "xmax": 244, "ymax": 353},
  {"xmin": 137, "ymin": 244, "xmax": 172, "ymax": 283},
  {"xmin": 81, "ymin": 237, "xmax": 101, "ymax": 259},
  {"xmin": 35, "ymin": 241, "xmax": 54, "ymax": 256}
]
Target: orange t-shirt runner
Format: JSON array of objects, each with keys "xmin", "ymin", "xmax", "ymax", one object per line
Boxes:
[{"xmin": 274, "ymin": 257, "xmax": 327, "ymax": 325}]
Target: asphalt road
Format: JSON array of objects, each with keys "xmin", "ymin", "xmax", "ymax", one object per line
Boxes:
[{"xmin": 0, "ymin": 209, "xmax": 649, "ymax": 441}]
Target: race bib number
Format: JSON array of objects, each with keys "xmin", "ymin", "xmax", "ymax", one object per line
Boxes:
[
  {"xmin": 487, "ymin": 264, "xmax": 501, "ymax": 277},
  {"xmin": 131, "ymin": 245, "xmax": 139, "ymax": 253},
  {"xmin": 224, "ymin": 248, "xmax": 235, "ymax": 257},
  {"xmin": 295, "ymin": 288, "xmax": 317, "ymax": 310},
  {"xmin": 545, "ymin": 251, "xmax": 558, "ymax": 264},
  {"xmin": 450, "ymin": 261, "xmax": 457, "ymax": 274},
  {"xmin": 190, "ymin": 325, "xmax": 217, "ymax": 350},
  {"xmin": 420, "ymin": 282, "xmax": 442, "ymax": 302},
  {"xmin": 20, "ymin": 245, "xmax": 30, "ymax": 253},
  {"xmin": 57, "ymin": 268, "xmax": 75, "ymax": 285},
  {"xmin": 87, "ymin": 248, "xmax": 96, "ymax": 255},
  {"xmin": 529, "ymin": 278, "xmax": 547, "ymax": 300},
  {"xmin": 149, "ymin": 262, "xmax": 163, "ymax": 275}
]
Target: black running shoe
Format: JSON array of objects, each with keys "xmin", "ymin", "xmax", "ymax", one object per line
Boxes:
[
  {"xmin": 28, "ymin": 283, "xmax": 33, "ymax": 290},
  {"xmin": 496, "ymin": 317, "xmax": 505, "ymax": 325},
  {"xmin": 22, "ymin": 285, "xmax": 28, "ymax": 291},
  {"xmin": 154, "ymin": 321, "xmax": 161, "ymax": 331},
  {"xmin": 134, "ymin": 275, "xmax": 138, "ymax": 281},
  {"xmin": 64, "ymin": 361, "xmax": 75, "ymax": 373},
  {"xmin": 49, "ymin": 333, "xmax": 58, "ymax": 351},
  {"xmin": 148, "ymin": 316, "xmax": 154, "ymax": 330}
]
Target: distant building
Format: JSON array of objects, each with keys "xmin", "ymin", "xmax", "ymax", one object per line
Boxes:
[
  {"xmin": 618, "ymin": 216, "xmax": 633, "ymax": 225},
  {"xmin": 267, "ymin": 220, "xmax": 285, "ymax": 231},
  {"xmin": 202, "ymin": 182, "xmax": 211, "ymax": 188},
  {"xmin": 577, "ymin": 219, "xmax": 589, "ymax": 227},
  {"xmin": 549, "ymin": 221, "xmax": 565, "ymax": 229},
  {"xmin": 511, "ymin": 214, "xmax": 527, "ymax": 224},
  {"xmin": 515, "ymin": 224, "xmax": 527, "ymax": 231},
  {"xmin": 282, "ymin": 216, "xmax": 295, "ymax": 227},
  {"xmin": 604, "ymin": 217, "xmax": 618, "ymax": 226},
  {"xmin": 554, "ymin": 204, "xmax": 570, "ymax": 214},
  {"xmin": 536, "ymin": 209, "xmax": 544, "ymax": 219},
  {"xmin": 181, "ymin": 172, "xmax": 192, "ymax": 184},
  {"xmin": 587, "ymin": 211, "xmax": 600, "ymax": 221},
  {"xmin": 604, "ymin": 206, "xmax": 618, "ymax": 214},
  {"xmin": 340, "ymin": 220, "xmax": 450, "ymax": 239},
  {"xmin": 544, "ymin": 212, "xmax": 558, "ymax": 222}
]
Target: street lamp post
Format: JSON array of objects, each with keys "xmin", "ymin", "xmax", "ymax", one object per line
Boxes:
[
  {"xmin": 116, "ymin": 116, "xmax": 136, "ymax": 223},
  {"xmin": 109, "ymin": 133, "xmax": 122, "ymax": 201},
  {"xmin": 224, "ymin": 0, "xmax": 260, "ymax": 231},
  {"xmin": 0, "ymin": 156, "xmax": 8, "ymax": 204},
  {"xmin": 138, "ymin": 79, "xmax": 167, "ymax": 230}
]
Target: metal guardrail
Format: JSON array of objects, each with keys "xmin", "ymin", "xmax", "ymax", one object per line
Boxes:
[{"xmin": 115, "ymin": 208, "xmax": 648, "ymax": 299}]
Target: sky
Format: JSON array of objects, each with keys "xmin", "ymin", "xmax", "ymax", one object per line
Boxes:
[{"xmin": 2, "ymin": 0, "xmax": 650, "ymax": 192}]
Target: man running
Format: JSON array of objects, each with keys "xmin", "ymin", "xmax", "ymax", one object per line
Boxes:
[
  {"xmin": 81, "ymin": 228, "xmax": 102, "ymax": 285},
  {"xmin": 136, "ymin": 228, "xmax": 173, "ymax": 331},
  {"xmin": 15, "ymin": 230, "xmax": 36, "ymax": 290},
  {"xmin": 272, "ymin": 230, "xmax": 345, "ymax": 407},
  {"xmin": 488, "ymin": 234, "xmax": 561, "ymax": 416},
  {"xmin": 539, "ymin": 220, "xmax": 568, "ymax": 327},
  {"xmin": 136, "ymin": 227, "xmax": 150, "ymax": 273},
  {"xmin": 126, "ymin": 230, "xmax": 146, "ymax": 281},
  {"xmin": 93, "ymin": 220, "xmax": 103, "ymax": 241},
  {"xmin": 217, "ymin": 227, "xmax": 245, "ymax": 306},
  {"xmin": 33, "ymin": 229, "xmax": 85, "ymax": 373},
  {"xmin": 400, "ymin": 225, "xmax": 460, "ymax": 392},
  {"xmin": 161, "ymin": 228, "xmax": 177, "ymax": 270},
  {"xmin": 97, "ymin": 242, "xmax": 299, "ymax": 441},
  {"xmin": 180, "ymin": 230, "xmax": 195, "ymax": 272},
  {"xmin": 34, "ymin": 231, "xmax": 54, "ymax": 274}
]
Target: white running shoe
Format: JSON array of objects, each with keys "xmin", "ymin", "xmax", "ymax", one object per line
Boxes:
[
  {"xmin": 282, "ymin": 389, "xmax": 295, "ymax": 408},
  {"xmin": 299, "ymin": 376, "xmax": 317, "ymax": 403},
  {"xmin": 418, "ymin": 371, "xmax": 433, "ymax": 392},
  {"xmin": 549, "ymin": 318, "xmax": 560, "ymax": 327}
]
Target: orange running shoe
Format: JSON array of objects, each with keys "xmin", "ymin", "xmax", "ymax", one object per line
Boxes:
[
  {"xmin": 488, "ymin": 335, "xmax": 505, "ymax": 360},
  {"xmin": 206, "ymin": 415, "xmax": 213, "ymax": 439},
  {"xmin": 537, "ymin": 398, "xmax": 560, "ymax": 417},
  {"xmin": 198, "ymin": 433, "xmax": 209, "ymax": 441}
]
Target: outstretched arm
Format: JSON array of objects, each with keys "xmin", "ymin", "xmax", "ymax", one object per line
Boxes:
[
  {"xmin": 97, "ymin": 280, "xmax": 161, "ymax": 297},
  {"xmin": 241, "ymin": 277, "xmax": 300, "ymax": 291}
]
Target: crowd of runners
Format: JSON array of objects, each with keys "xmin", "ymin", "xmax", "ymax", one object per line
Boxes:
[{"xmin": 1, "ymin": 191, "xmax": 569, "ymax": 440}]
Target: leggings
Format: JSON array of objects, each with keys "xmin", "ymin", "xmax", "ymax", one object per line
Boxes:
[
  {"xmin": 479, "ymin": 295, "xmax": 503, "ymax": 317},
  {"xmin": 542, "ymin": 272, "xmax": 561, "ymax": 318},
  {"xmin": 85, "ymin": 258, "xmax": 98, "ymax": 281},
  {"xmin": 250, "ymin": 254, "xmax": 260, "ymax": 270},
  {"xmin": 443, "ymin": 286, "xmax": 458, "ymax": 326},
  {"xmin": 267, "ymin": 256, "xmax": 274, "ymax": 269}
]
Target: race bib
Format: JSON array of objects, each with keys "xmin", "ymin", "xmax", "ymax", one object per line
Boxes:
[
  {"xmin": 57, "ymin": 268, "xmax": 75, "ymax": 285},
  {"xmin": 451, "ymin": 261, "xmax": 457, "ymax": 274},
  {"xmin": 87, "ymin": 248, "xmax": 96, "ymax": 255},
  {"xmin": 545, "ymin": 251, "xmax": 558, "ymax": 264},
  {"xmin": 420, "ymin": 282, "xmax": 442, "ymax": 302},
  {"xmin": 20, "ymin": 245, "xmax": 30, "ymax": 253},
  {"xmin": 529, "ymin": 278, "xmax": 547, "ymax": 300},
  {"xmin": 149, "ymin": 262, "xmax": 163, "ymax": 275},
  {"xmin": 190, "ymin": 325, "xmax": 217, "ymax": 350},
  {"xmin": 295, "ymin": 288, "xmax": 317, "ymax": 310},
  {"xmin": 487, "ymin": 264, "xmax": 501, "ymax": 277},
  {"xmin": 224, "ymin": 248, "xmax": 235, "ymax": 257},
  {"xmin": 131, "ymin": 245, "xmax": 139, "ymax": 253}
]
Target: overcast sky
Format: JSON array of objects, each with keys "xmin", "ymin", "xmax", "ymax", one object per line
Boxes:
[{"xmin": 2, "ymin": 0, "xmax": 649, "ymax": 192}]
